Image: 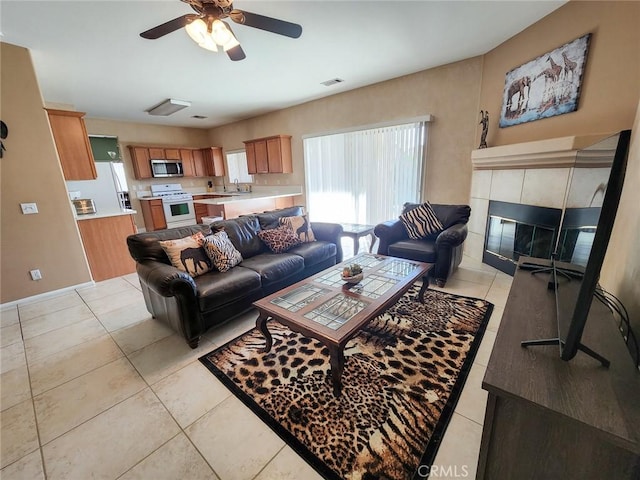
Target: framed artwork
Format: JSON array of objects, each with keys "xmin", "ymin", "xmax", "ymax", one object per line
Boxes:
[{"xmin": 499, "ymin": 33, "xmax": 591, "ymax": 128}]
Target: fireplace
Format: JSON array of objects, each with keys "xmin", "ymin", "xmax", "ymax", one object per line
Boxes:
[
  {"xmin": 467, "ymin": 133, "xmax": 616, "ymax": 275},
  {"xmin": 484, "ymin": 201, "xmax": 561, "ymax": 275}
]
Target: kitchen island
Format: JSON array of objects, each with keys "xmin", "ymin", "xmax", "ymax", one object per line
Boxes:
[
  {"xmin": 193, "ymin": 186, "xmax": 303, "ymax": 220},
  {"xmin": 75, "ymin": 209, "xmax": 138, "ymax": 281}
]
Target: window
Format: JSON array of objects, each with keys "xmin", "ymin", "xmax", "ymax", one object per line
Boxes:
[
  {"xmin": 303, "ymin": 121, "xmax": 428, "ymax": 224},
  {"xmin": 226, "ymin": 150, "xmax": 253, "ymax": 184}
]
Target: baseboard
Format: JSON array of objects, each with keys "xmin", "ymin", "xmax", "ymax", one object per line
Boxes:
[{"xmin": 0, "ymin": 281, "xmax": 95, "ymax": 309}]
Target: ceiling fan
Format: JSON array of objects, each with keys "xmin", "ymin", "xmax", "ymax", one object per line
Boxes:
[{"xmin": 140, "ymin": 0, "xmax": 302, "ymax": 61}]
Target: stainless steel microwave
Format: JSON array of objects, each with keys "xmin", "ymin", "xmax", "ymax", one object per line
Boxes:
[{"xmin": 151, "ymin": 159, "xmax": 183, "ymax": 178}]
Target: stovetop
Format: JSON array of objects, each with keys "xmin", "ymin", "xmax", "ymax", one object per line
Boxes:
[{"xmin": 150, "ymin": 183, "xmax": 192, "ymax": 202}]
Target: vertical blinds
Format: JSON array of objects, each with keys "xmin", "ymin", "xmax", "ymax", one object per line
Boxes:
[{"xmin": 303, "ymin": 121, "xmax": 427, "ymax": 224}]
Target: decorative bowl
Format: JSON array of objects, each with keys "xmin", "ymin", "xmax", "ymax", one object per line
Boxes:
[{"xmin": 341, "ymin": 273, "xmax": 363, "ymax": 284}]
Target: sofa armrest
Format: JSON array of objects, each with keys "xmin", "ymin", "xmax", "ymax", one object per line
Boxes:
[
  {"xmin": 311, "ymin": 222, "xmax": 344, "ymax": 263},
  {"xmin": 136, "ymin": 260, "xmax": 197, "ymax": 299},
  {"xmin": 435, "ymin": 223, "xmax": 468, "ymax": 248},
  {"xmin": 374, "ymin": 220, "xmax": 408, "ymax": 255}
]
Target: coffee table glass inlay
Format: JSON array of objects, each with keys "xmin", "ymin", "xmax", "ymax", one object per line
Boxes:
[{"xmin": 254, "ymin": 253, "xmax": 433, "ymax": 396}]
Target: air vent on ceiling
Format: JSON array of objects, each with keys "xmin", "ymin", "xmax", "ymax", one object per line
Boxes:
[
  {"xmin": 321, "ymin": 78, "xmax": 344, "ymax": 87},
  {"xmin": 191, "ymin": 115, "xmax": 207, "ymax": 119}
]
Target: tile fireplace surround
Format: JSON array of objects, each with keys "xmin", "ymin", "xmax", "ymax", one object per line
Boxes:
[{"xmin": 466, "ymin": 134, "xmax": 617, "ymax": 270}]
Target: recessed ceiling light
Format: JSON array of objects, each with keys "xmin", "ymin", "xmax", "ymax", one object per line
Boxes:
[{"xmin": 321, "ymin": 78, "xmax": 344, "ymax": 87}]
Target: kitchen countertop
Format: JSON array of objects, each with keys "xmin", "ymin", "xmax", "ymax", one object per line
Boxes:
[
  {"xmin": 75, "ymin": 208, "xmax": 137, "ymax": 221},
  {"xmin": 192, "ymin": 187, "xmax": 302, "ymax": 205}
]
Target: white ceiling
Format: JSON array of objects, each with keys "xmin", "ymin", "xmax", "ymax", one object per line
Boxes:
[{"xmin": 2, "ymin": 1, "xmax": 564, "ymax": 128}]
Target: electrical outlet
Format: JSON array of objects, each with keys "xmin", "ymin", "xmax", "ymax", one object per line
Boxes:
[
  {"xmin": 30, "ymin": 269, "xmax": 42, "ymax": 281},
  {"xmin": 21, "ymin": 203, "xmax": 39, "ymax": 215}
]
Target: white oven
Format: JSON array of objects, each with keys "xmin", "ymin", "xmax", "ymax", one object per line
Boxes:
[{"xmin": 150, "ymin": 184, "xmax": 196, "ymax": 228}]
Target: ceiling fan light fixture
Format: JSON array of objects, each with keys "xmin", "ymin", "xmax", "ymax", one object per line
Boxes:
[
  {"xmin": 185, "ymin": 18, "xmax": 218, "ymax": 51},
  {"xmin": 211, "ymin": 19, "xmax": 233, "ymax": 46}
]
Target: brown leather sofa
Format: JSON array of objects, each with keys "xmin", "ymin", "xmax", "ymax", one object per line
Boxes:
[
  {"xmin": 374, "ymin": 203, "xmax": 471, "ymax": 287},
  {"xmin": 127, "ymin": 206, "xmax": 343, "ymax": 348}
]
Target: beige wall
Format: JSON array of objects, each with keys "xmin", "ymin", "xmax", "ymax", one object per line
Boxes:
[
  {"xmin": 83, "ymin": 118, "xmax": 211, "ymax": 229},
  {"xmin": 208, "ymin": 57, "xmax": 484, "ymax": 206},
  {"xmin": 0, "ymin": 43, "xmax": 92, "ymax": 303},
  {"xmin": 600, "ymin": 101, "xmax": 640, "ymax": 348},
  {"xmin": 478, "ymin": 1, "xmax": 640, "ymax": 147}
]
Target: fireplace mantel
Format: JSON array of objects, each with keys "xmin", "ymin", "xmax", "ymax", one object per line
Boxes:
[{"xmin": 471, "ymin": 133, "xmax": 616, "ymax": 170}]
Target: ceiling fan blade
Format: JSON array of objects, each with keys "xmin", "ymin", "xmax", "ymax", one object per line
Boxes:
[
  {"xmin": 231, "ymin": 10, "xmax": 302, "ymax": 39},
  {"xmin": 227, "ymin": 45, "xmax": 246, "ymax": 61},
  {"xmin": 140, "ymin": 14, "xmax": 198, "ymax": 39}
]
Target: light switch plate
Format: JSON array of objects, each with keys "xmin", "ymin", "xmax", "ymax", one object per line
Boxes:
[{"xmin": 20, "ymin": 203, "xmax": 39, "ymax": 215}]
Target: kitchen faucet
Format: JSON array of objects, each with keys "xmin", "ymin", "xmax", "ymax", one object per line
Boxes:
[{"xmin": 234, "ymin": 178, "xmax": 239, "ymax": 192}]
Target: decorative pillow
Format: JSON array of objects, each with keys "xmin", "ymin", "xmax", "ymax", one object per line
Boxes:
[
  {"xmin": 258, "ymin": 225, "xmax": 302, "ymax": 253},
  {"xmin": 399, "ymin": 201, "xmax": 444, "ymax": 239},
  {"xmin": 159, "ymin": 232, "xmax": 212, "ymax": 277},
  {"xmin": 279, "ymin": 215, "xmax": 316, "ymax": 243},
  {"xmin": 202, "ymin": 231, "xmax": 243, "ymax": 272}
]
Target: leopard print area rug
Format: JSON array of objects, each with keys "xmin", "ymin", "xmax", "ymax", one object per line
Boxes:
[{"xmin": 200, "ymin": 285, "xmax": 493, "ymax": 480}]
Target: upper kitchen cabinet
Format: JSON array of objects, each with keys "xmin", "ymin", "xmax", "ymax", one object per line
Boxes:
[
  {"xmin": 46, "ymin": 109, "xmax": 97, "ymax": 180},
  {"xmin": 243, "ymin": 135, "xmax": 292, "ymax": 174},
  {"xmin": 128, "ymin": 146, "xmax": 152, "ymax": 179},
  {"xmin": 202, "ymin": 147, "xmax": 225, "ymax": 177}
]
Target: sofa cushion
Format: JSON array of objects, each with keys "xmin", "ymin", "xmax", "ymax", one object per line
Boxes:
[
  {"xmin": 279, "ymin": 215, "xmax": 315, "ymax": 243},
  {"xmin": 288, "ymin": 241, "xmax": 336, "ymax": 268},
  {"xmin": 158, "ymin": 232, "xmax": 212, "ymax": 277},
  {"xmin": 202, "ymin": 231, "xmax": 243, "ymax": 272},
  {"xmin": 127, "ymin": 225, "xmax": 211, "ymax": 264},
  {"xmin": 388, "ymin": 239, "xmax": 437, "ymax": 264},
  {"xmin": 194, "ymin": 266, "xmax": 262, "ymax": 312},
  {"xmin": 256, "ymin": 206, "xmax": 304, "ymax": 229},
  {"xmin": 258, "ymin": 225, "xmax": 302, "ymax": 253},
  {"xmin": 239, "ymin": 253, "xmax": 305, "ymax": 287},
  {"xmin": 400, "ymin": 202, "xmax": 444, "ymax": 239},
  {"xmin": 210, "ymin": 216, "xmax": 264, "ymax": 259}
]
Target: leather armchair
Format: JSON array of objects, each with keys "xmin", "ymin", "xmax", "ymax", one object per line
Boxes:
[{"xmin": 374, "ymin": 203, "xmax": 471, "ymax": 287}]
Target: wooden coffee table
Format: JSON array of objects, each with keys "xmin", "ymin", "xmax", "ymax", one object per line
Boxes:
[{"xmin": 253, "ymin": 253, "xmax": 433, "ymax": 397}]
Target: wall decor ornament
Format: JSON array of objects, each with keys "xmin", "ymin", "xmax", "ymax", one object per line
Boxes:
[
  {"xmin": 499, "ymin": 33, "xmax": 591, "ymax": 128},
  {"xmin": 0, "ymin": 121, "xmax": 7, "ymax": 158},
  {"xmin": 479, "ymin": 110, "xmax": 489, "ymax": 148}
]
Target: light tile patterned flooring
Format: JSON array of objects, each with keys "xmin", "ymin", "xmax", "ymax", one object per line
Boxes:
[{"xmin": 0, "ymin": 254, "xmax": 511, "ymax": 479}]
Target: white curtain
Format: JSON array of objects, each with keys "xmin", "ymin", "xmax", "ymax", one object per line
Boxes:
[{"xmin": 303, "ymin": 122, "xmax": 426, "ymax": 224}]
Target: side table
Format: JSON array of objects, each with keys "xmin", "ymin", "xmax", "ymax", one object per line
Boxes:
[{"xmin": 339, "ymin": 223, "xmax": 376, "ymax": 255}]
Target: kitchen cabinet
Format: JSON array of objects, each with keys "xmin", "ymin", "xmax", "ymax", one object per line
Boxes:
[
  {"xmin": 46, "ymin": 109, "xmax": 97, "ymax": 180},
  {"xmin": 128, "ymin": 145, "xmax": 222, "ymax": 178},
  {"xmin": 128, "ymin": 146, "xmax": 153, "ymax": 179},
  {"xmin": 139, "ymin": 199, "xmax": 167, "ymax": 231},
  {"xmin": 180, "ymin": 149, "xmax": 195, "ymax": 177},
  {"xmin": 243, "ymin": 135, "xmax": 292, "ymax": 174},
  {"xmin": 76, "ymin": 214, "xmax": 137, "ymax": 281},
  {"xmin": 165, "ymin": 148, "xmax": 181, "ymax": 160},
  {"xmin": 192, "ymin": 149, "xmax": 207, "ymax": 177},
  {"xmin": 202, "ymin": 147, "xmax": 225, "ymax": 177}
]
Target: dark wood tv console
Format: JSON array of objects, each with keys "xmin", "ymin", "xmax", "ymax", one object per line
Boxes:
[{"xmin": 477, "ymin": 257, "xmax": 640, "ymax": 479}]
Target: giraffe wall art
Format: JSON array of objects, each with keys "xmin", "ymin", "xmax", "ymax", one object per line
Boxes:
[{"xmin": 499, "ymin": 33, "xmax": 591, "ymax": 128}]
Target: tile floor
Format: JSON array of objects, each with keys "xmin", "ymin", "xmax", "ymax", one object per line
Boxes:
[{"xmin": 0, "ymin": 252, "xmax": 511, "ymax": 480}]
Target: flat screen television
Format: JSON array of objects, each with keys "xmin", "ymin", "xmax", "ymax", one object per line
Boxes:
[{"xmin": 521, "ymin": 130, "xmax": 632, "ymax": 366}]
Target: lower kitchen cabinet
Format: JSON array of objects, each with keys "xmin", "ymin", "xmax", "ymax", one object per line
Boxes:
[
  {"xmin": 76, "ymin": 214, "xmax": 137, "ymax": 282},
  {"xmin": 139, "ymin": 199, "xmax": 167, "ymax": 231}
]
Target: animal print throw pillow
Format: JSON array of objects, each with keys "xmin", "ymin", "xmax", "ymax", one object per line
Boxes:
[
  {"xmin": 279, "ymin": 215, "xmax": 316, "ymax": 243},
  {"xmin": 159, "ymin": 231, "xmax": 212, "ymax": 277},
  {"xmin": 258, "ymin": 225, "xmax": 302, "ymax": 253},
  {"xmin": 202, "ymin": 231, "xmax": 243, "ymax": 272},
  {"xmin": 399, "ymin": 201, "xmax": 444, "ymax": 239}
]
